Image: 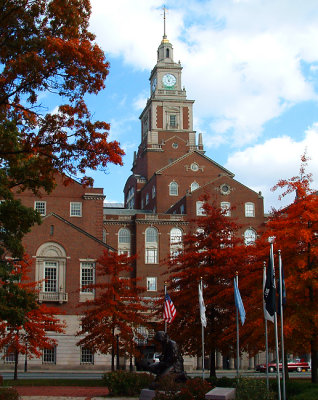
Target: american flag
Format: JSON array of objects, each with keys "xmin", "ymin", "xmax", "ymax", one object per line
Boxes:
[{"xmin": 164, "ymin": 294, "xmax": 176, "ymax": 323}]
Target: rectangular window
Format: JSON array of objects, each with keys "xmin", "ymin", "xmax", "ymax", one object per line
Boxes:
[
  {"xmin": 80, "ymin": 262, "xmax": 95, "ymax": 293},
  {"xmin": 118, "ymin": 249, "xmax": 130, "ymax": 257},
  {"xmin": 245, "ymin": 202, "xmax": 255, "ymax": 217},
  {"xmin": 34, "ymin": 201, "xmax": 46, "ymax": 216},
  {"xmin": 43, "ymin": 346, "xmax": 56, "ymax": 364},
  {"xmin": 145, "ymin": 248, "xmax": 158, "ymax": 264},
  {"xmin": 4, "ymin": 346, "xmax": 15, "ymax": 363},
  {"xmin": 221, "ymin": 202, "xmax": 231, "ymax": 217},
  {"xmin": 81, "ymin": 347, "xmax": 94, "ymax": 364},
  {"xmin": 70, "ymin": 202, "xmax": 82, "ymax": 217},
  {"xmin": 44, "ymin": 262, "xmax": 57, "ymax": 292},
  {"xmin": 170, "ymin": 115, "xmax": 177, "ymax": 127},
  {"xmin": 196, "ymin": 201, "xmax": 206, "ymax": 216},
  {"xmin": 147, "ymin": 277, "xmax": 157, "ymax": 291}
]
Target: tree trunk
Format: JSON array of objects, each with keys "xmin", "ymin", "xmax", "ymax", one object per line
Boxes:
[
  {"xmin": 111, "ymin": 343, "xmax": 115, "ymax": 371},
  {"xmin": 209, "ymin": 348, "xmax": 216, "ymax": 378},
  {"xmin": 14, "ymin": 348, "xmax": 19, "ymax": 380},
  {"xmin": 311, "ymin": 341, "xmax": 318, "ymax": 384}
]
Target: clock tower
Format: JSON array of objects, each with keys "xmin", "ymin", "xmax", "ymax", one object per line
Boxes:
[{"xmin": 132, "ymin": 19, "xmax": 204, "ymax": 183}]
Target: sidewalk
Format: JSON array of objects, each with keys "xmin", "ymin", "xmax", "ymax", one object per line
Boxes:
[{"xmin": 15, "ymin": 386, "xmax": 114, "ymax": 400}]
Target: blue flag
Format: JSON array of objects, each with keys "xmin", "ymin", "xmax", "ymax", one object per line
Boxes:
[{"xmin": 234, "ymin": 278, "xmax": 246, "ymax": 325}]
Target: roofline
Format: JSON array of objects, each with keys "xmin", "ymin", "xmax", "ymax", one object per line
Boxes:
[
  {"xmin": 43, "ymin": 213, "xmax": 116, "ymax": 252},
  {"xmin": 155, "ymin": 150, "xmax": 235, "ymax": 177}
]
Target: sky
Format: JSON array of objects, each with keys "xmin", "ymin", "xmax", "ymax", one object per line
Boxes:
[{"xmin": 81, "ymin": 0, "xmax": 318, "ymax": 212}]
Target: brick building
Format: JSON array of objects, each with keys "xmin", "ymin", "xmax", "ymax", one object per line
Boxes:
[{"xmin": 1, "ymin": 33, "xmax": 265, "ymax": 370}]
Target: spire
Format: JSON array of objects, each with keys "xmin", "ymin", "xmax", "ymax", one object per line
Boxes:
[
  {"xmin": 161, "ymin": 6, "xmax": 169, "ymax": 43},
  {"xmin": 157, "ymin": 6, "xmax": 173, "ymax": 61}
]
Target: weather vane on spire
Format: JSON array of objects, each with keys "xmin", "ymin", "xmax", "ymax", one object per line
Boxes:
[{"xmin": 162, "ymin": 5, "xmax": 168, "ymax": 39}]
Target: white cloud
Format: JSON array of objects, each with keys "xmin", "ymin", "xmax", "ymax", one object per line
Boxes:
[
  {"xmin": 90, "ymin": 0, "xmax": 318, "ymax": 147},
  {"xmin": 225, "ymin": 123, "xmax": 318, "ymax": 211}
]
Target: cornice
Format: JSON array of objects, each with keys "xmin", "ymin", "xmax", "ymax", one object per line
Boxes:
[{"xmin": 83, "ymin": 193, "xmax": 106, "ymax": 200}]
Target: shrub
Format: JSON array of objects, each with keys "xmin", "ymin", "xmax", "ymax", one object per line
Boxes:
[
  {"xmin": 291, "ymin": 388, "xmax": 318, "ymax": 400},
  {"xmin": 0, "ymin": 387, "xmax": 20, "ymax": 400},
  {"xmin": 235, "ymin": 378, "xmax": 275, "ymax": 400},
  {"xmin": 153, "ymin": 377, "xmax": 212, "ymax": 400},
  {"xmin": 102, "ymin": 370, "xmax": 153, "ymax": 396},
  {"xmin": 206, "ymin": 376, "xmax": 237, "ymax": 388}
]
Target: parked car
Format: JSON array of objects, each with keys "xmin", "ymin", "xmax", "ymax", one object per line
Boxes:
[
  {"xmin": 135, "ymin": 352, "xmax": 161, "ymax": 371},
  {"xmin": 255, "ymin": 359, "xmax": 310, "ymax": 373}
]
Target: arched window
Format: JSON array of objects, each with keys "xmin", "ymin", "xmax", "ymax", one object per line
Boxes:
[
  {"xmin": 170, "ymin": 228, "xmax": 182, "ymax": 244},
  {"xmin": 169, "ymin": 182, "xmax": 178, "ymax": 196},
  {"xmin": 166, "ymin": 48, "xmax": 170, "ymax": 58},
  {"xmin": 118, "ymin": 228, "xmax": 130, "ymax": 244},
  {"xmin": 244, "ymin": 228, "xmax": 256, "ymax": 245},
  {"xmin": 191, "ymin": 181, "xmax": 200, "ymax": 192},
  {"xmin": 152, "ymin": 186, "xmax": 156, "ymax": 199},
  {"xmin": 145, "ymin": 227, "xmax": 159, "ymax": 264},
  {"xmin": 245, "ymin": 202, "xmax": 255, "ymax": 217},
  {"xmin": 118, "ymin": 228, "xmax": 131, "ymax": 256}
]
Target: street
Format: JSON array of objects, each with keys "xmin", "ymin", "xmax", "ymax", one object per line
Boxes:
[{"xmin": 0, "ymin": 370, "xmax": 311, "ymax": 380}]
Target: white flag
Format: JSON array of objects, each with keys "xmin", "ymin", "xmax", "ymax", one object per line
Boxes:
[{"xmin": 198, "ymin": 282, "xmax": 207, "ymax": 328}]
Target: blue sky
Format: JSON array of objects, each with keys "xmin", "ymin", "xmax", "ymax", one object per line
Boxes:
[{"xmin": 78, "ymin": 0, "xmax": 318, "ymax": 212}]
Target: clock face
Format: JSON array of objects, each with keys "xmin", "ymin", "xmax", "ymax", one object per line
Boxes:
[
  {"xmin": 162, "ymin": 73, "xmax": 176, "ymax": 88},
  {"xmin": 151, "ymin": 77, "xmax": 157, "ymax": 92}
]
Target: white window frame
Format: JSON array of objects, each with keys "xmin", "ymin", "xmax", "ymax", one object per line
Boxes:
[
  {"xmin": 191, "ymin": 181, "xmax": 200, "ymax": 192},
  {"xmin": 34, "ymin": 201, "xmax": 46, "ymax": 216},
  {"xmin": 44, "ymin": 261, "xmax": 58, "ymax": 293},
  {"xmin": 245, "ymin": 202, "xmax": 255, "ymax": 217},
  {"xmin": 244, "ymin": 228, "xmax": 257, "ymax": 246},
  {"xmin": 169, "ymin": 182, "xmax": 178, "ymax": 196},
  {"xmin": 42, "ymin": 346, "xmax": 56, "ymax": 364},
  {"xmin": 221, "ymin": 201, "xmax": 231, "ymax": 217},
  {"xmin": 196, "ymin": 201, "xmax": 206, "ymax": 216},
  {"xmin": 70, "ymin": 202, "xmax": 82, "ymax": 217},
  {"xmin": 147, "ymin": 277, "xmax": 157, "ymax": 291},
  {"xmin": 145, "ymin": 248, "xmax": 158, "ymax": 264},
  {"xmin": 80, "ymin": 262, "xmax": 95, "ymax": 293},
  {"xmin": 80, "ymin": 347, "xmax": 94, "ymax": 364},
  {"xmin": 145, "ymin": 227, "xmax": 158, "ymax": 264}
]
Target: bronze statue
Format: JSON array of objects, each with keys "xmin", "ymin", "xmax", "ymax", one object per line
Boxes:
[{"xmin": 149, "ymin": 331, "xmax": 187, "ymax": 382}]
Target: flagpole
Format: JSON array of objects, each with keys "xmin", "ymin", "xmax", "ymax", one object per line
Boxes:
[
  {"xmin": 271, "ymin": 242, "xmax": 281, "ymax": 400},
  {"xmin": 164, "ymin": 282, "xmax": 167, "ymax": 334},
  {"xmin": 263, "ymin": 262, "xmax": 269, "ymax": 391},
  {"xmin": 236, "ymin": 272, "xmax": 240, "ymax": 377},
  {"xmin": 278, "ymin": 250, "xmax": 286, "ymax": 400},
  {"xmin": 200, "ymin": 278, "xmax": 205, "ymax": 380}
]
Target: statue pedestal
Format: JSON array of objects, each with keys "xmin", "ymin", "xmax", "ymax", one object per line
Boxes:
[{"xmin": 139, "ymin": 388, "xmax": 156, "ymax": 400}]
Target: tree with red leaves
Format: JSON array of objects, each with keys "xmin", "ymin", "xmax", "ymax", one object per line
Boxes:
[
  {"xmin": 77, "ymin": 250, "xmax": 149, "ymax": 371},
  {"xmin": 0, "ymin": 0, "xmax": 124, "ymax": 258},
  {"xmin": 0, "ymin": 258, "xmax": 65, "ymax": 380},
  {"xmin": 166, "ymin": 194, "xmax": 247, "ymax": 377},
  {"xmin": 256, "ymin": 155, "xmax": 318, "ymax": 383}
]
